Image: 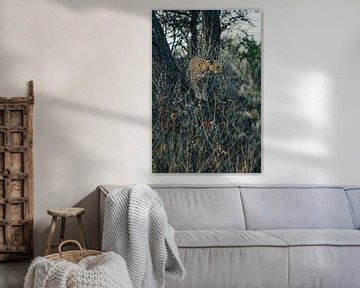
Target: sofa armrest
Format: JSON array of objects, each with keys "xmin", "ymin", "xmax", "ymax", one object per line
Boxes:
[{"xmin": 99, "ymin": 186, "xmax": 109, "ymax": 250}]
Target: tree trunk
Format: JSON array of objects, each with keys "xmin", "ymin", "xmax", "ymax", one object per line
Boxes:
[
  {"xmin": 202, "ymin": 10, "xmax": 221, "ymax": 59},
  {"xmin": 152, "ymin": 11, "xmax": 188, "ymax": 97},
  {"xmin": 152, "ymin": 11, "xmax": 178, "ymax": 85},
  {"xmin": 189, "ymin": 10, "xmax": 199, "ymax": 58},
  {"xmin": 201, "ymin": 10, "xmax": 221, "ymax": 103}
]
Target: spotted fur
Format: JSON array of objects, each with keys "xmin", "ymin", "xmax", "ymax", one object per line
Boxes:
[{"xmin": 189, "ymin": 56, "xmax": 222, "ymax": 99}]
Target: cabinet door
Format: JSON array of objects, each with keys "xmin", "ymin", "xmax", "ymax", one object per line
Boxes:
[{"xmin": 0, "ymin": 103, "xmax": 33, "ymax": 261}]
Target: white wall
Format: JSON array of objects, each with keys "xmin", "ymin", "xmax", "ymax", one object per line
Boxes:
[{"xmin": 0, "ymin": 0, "xmax": 359, "ymax": 255}]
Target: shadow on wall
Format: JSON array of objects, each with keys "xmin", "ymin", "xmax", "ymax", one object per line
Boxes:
[
  {"xmin": 33, "ymin": 96, "xmax": 103, "ymax": 256},
  {"xmin": 39, "ymin": 96, "xmax": 148, "ymax": 128},
  {"xmin": 33, "ymin": 94, "xmax": 148, "ymax": 256},
  {"xmin": 53, "ymin": 0, "xmax": 150, "ymax": 16}
]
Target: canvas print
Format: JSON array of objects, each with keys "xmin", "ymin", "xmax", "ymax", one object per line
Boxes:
[{"xmin": 152, "ymin": 10, "xmax": 261, "ymax": 173}]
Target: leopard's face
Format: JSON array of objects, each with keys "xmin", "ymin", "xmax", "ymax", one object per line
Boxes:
[
  {"xmin": 207, "ymin": 59, "xmax": 222, "ymax": 74},
  {"xmin": 196, "ymin": 59, "xmax": 211, "ymax": 74}
]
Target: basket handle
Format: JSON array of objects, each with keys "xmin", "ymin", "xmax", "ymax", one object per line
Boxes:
[{"xmin": 58, "ymin": 240, "xmax": 83, "ymax": 255}]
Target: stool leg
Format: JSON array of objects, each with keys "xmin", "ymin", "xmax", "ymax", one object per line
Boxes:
[
  {"xmin": 77, "ymin": 215, "xmax": 87, "ymax": 249},
  {"xmin": 45, "ymin": 216, "xmax": 57, "ymax": 255},
  {"xmin": 60, "ymin": 217, "xmax": 66, "ymax": 243}
]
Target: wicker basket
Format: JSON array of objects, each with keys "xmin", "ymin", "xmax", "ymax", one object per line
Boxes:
[{"xmin": 45, "ymin": 240, "xmax": 102, "ymax": 263}]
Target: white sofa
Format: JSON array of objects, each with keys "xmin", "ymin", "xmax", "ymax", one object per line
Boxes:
[{"xmin": 99, "ymin": 184, "xmax": 360, "ymax": 288}]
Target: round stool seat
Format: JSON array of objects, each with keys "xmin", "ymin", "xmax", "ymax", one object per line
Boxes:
[
  {"xmin": 45, "ymin": 207, "xmax": 87, "ymax": 255},
  {"xmin": 47, "ymin": 207, "xmax": 85, "ymax": 218}
]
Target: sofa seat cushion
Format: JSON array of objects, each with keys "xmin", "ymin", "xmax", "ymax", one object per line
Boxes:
[
  {"xmin": 262, "ymin": 229, "xmax": 360, "ymax": 246},
  {"xmin": 175, "ymin": 230, "xmax": 288, "ymax": 248}
]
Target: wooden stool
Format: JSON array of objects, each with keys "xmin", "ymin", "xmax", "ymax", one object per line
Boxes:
[{"xmin": 45, "ymin": 207, "xmax": 87, "ymax": 255}]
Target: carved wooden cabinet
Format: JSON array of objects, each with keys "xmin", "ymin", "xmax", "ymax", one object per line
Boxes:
[{"xmin": 0, "ymin": 82, "xmax": 34, "ymax": 261}]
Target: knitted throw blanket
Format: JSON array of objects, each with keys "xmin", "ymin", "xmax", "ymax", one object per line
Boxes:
[
  {"xmin": 24, "ymin": 251, "xmax": 133, "ymax": 288},
  {"xmin": 102, "ymin": 184, "xmax": 185, "ymax": 288}
]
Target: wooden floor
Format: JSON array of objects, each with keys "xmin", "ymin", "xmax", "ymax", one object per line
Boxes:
[{"xmin": 0, "ymin": 261, "xmax": 30, "ymax": 288}]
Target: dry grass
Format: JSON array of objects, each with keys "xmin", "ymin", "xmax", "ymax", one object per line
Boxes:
[{"xmin": 152, "ymin": 47, "xmax": 261, "ymax": 173}]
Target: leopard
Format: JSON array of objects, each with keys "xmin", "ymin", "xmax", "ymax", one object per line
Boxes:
[{"xmin": 189, "ymin": 56, "xmax": 222, "ymax": 100}]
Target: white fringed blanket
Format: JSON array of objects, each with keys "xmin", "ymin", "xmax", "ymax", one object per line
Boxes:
[
  {"xmin": 102, "ymin": 184, "xmax": 185, "ymax": 288},
  {"xmin": 24, "ymin": 251, "xmax": 132, "ymax": 288}
]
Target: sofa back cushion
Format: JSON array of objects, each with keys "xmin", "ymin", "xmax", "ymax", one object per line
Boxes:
[
  {"xmin": 152, "ymin": 185, "xmax": 246, "ymax": 230},
  {"xmin": 240, "ymin": 186, "xmax": 355, "ymax": 230}
]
